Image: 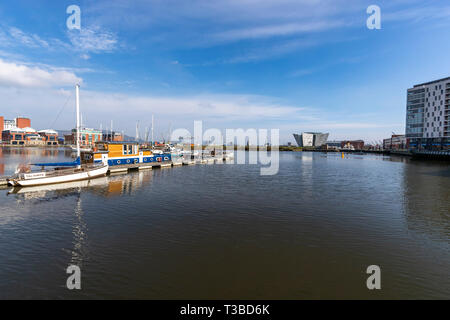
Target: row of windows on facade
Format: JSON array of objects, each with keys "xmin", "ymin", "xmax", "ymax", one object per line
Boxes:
[
  {"xmin": 427, "ymin": 111, "xmax": 443, "ymax": 118},
  {"xmin": 426, "ymin": 122, "xmax": 443, "ymax": 128},
  {"xmin": 426, "ymin": 96, "xmax": 445, "ymax": 104},
  {"xmin": 425, "ymin": 131, "xmax": 444, "ymax": 138},
  {"xmin": 426, "ymin": 84, "xmax": 445, "ymax": 91},
  {"xmin": 427, "ymin": 90, "xmax": 445, "ymax": 97},
  {"xmin": 10, "ymin": 134, "xmax": 56, "ymax": 141}
]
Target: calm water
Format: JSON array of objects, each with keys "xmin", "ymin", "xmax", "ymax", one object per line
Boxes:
[{"xmin": 0, "ymin": 146, "xmax": 449, "ymax": 299}]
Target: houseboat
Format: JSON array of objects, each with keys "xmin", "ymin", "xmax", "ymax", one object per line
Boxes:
[{"xmin": 91, "ymin": 141, "xmax": 172, "ymax": 167}]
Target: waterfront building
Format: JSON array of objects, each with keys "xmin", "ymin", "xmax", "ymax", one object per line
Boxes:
[
  {"xmin": 16, "ymin": 117, "xmax": 31, "ymax": 129},
  {"xmin": 65, "ymin": 128, "xmax": 102, "ymax": 146},
  {"xmin": 341, "ymin": 140, "xmax": 365, "ymax": 150},
  {"xmin": 383, "ymin": 135, "xmax": 407, "ymax": 150},
  {"xmin": 293, "ymin": 132, "xmax": 329, "ymax": 147},
  {"xmin": 2, "ymin": 127, "xmax": 45, "ymax": 145},
  {"xmin": 3, "ymin": 119, "xmax": 17, "ymax": 131},
  {"xmin": 102, "ymin": 131, "xmax": 124, "ymax": 142},
  {"xmin": 325, "ymin": 141, "xmax": 342, "ymax": 149},
  {"xmin": 38, "ymin": 129, "xmax": 59, "ymax": 146},
  {"xmin": 0, "ymin": 116, "xmax": 32, "ymax": 142},
  {"xmin": 406, "ymin": 77, "xmax": 450, "ymax": 150}
]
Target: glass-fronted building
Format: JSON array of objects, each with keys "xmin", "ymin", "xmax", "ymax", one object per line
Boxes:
[{"xmin": 406, "ymin": 77, "xmax": 450, "ymax": 150}]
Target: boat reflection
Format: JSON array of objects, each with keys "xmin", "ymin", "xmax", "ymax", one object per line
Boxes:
[
  {"xmin": 67, "ymin": 192, "xmax": 89, "ymax": 269},
  {"xmin": 7, "ymin": 169, "xmax": 154, "ymax": 200}
]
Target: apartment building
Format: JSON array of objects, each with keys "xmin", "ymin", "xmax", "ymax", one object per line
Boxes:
[{"xmin": 406, "ymin": 77, "xmax": 450, "ymax": 149}]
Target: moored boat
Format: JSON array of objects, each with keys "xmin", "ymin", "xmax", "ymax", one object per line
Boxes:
[
  {"xmin": 91, "ymin": 141, "xmax": 172, "ymax": 167},
  {"xmin": 8, "ymin": 164, "xmax": 108, "ymax": 187},
  {"xmin": 7, "ymin": 85, "xmax": 108, "ymax": 187}
]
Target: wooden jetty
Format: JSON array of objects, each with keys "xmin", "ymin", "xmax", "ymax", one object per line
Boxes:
[{"xmin": 0, "ymin": 153, "xmax": 234, "ymax": 186}]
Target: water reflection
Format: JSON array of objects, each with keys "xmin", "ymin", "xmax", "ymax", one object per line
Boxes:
[
  {"xmin": 0, "ymin": 146, "xmax": 71, "ymax": 176},
  {"xmin": 402, "ymin": 162, "xmax": 450, "ymax": 241},
  {"xmin": 69, "ymin": 192, "xmax": 88, "ymax": 268}
]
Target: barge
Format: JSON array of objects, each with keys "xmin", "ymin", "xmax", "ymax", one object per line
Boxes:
[{"xmin": 87, "ymin": 141, "xmax": 172, "ymax": 172}]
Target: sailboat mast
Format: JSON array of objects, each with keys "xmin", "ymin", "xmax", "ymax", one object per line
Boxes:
[
  {"xmin": 151, "ymin": 114, "xmax": 154, "ymax": 147},
  {"xmin": 136, "ymin": 121, "xmax": 140, "ymax": 141},
  {"xmin": 75, "ymin": 84, "xmax": 81, "ymax": 168}
]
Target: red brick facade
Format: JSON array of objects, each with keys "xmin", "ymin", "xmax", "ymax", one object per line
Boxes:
[{"xmin": 16, "ymin": 117, "xmax": 31, "ymax": 129}]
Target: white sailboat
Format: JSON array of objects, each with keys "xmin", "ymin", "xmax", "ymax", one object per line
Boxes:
[{"xmin": 8, "ymin": 85, "xmax": 108, "ymax": 187}]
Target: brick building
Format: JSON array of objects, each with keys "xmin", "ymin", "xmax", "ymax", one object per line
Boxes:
[
  {"xmin": 2, "ymin": 127, "xmax": 45, "ymax": 145},
  {"xmin": 1, "ymin": 116, "xmax": 32, "ymax": 142},
  {"xmin": 341, "ymin": 140, "xmax": 365, "ymax": 150},
  {"xmin": 38, "ymin": 129, "xmax": 59, "ymax": 146},
  {"xmin": 383, "ymin": 135, "xmax": 407, "ymax": 150},
  {"xmin": 16, "ymin": 117, "xmax": 31, "ymax": 128}
]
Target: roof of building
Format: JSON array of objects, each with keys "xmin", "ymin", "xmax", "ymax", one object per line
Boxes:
[
  {"xmin": 412, "ymin": 76, "xmax": 450, "ymax": 88},
  {"xmin": 38, "ymin": 129, "xmax": 58, "ymax": 134},
  {"xmin": 5, "ymin": 127, "xmax": 36, "ymax": 133}
]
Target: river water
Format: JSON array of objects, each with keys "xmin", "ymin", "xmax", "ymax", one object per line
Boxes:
[{"xmin": 0, "ymin": 147, "xmax": 449, "ymax": 299}]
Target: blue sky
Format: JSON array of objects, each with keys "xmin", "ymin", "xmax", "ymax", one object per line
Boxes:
[{"xmin": 1, "ymin": 0, "xmax": 450, "ymax": 143}]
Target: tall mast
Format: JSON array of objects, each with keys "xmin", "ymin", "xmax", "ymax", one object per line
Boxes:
[
  {"xmin": 75, "ymin": 84, "xmax": 81, "ymax": 168},
  {"xmin": 151, "ymin": 114, "xmax": 154, "ymax": 147},
  {"xmin": 136, "ymin": 121, "xmax": 140, "ymax": 141}
]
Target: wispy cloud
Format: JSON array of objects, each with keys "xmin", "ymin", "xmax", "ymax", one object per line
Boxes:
[
  {"xmin": 7, "ymin": 27, "xmax": 49, "ymax": 48},
  {"xmin": 214, "ymin": 20, "xmax": 347, "ymax": 42},
  {"xmin": 0, "ymin": 24, "xmax": 119, "ymax": 55},
  {"xmin": 67, "ymin": 26, "xmax": 118, "ymax": 53},
  {"xmin": 383, "ymin": 3, "xmax": 450, "ymax": 23}
]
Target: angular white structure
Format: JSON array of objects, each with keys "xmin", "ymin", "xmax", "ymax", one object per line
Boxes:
[{"xmin": 293, "ymin": 132, "xmax": 329, "ymax": 147}]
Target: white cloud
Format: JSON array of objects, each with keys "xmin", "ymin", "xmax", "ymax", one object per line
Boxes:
[
  {"xmin": 0, "ymin": 83, "xmax": 401, "ymax": 142},
  {"xmin": 0, "ymin": 58, "xmax": 82, "ymax": 88},
  {"xmin": 0, "ymin": 83, "xmax": 313, "ymax": 131},
  {"xmin": 79, "ymin": 91, "xmax": 306, "ymax": 120}
]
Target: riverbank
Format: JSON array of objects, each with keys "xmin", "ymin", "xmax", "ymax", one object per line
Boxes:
[{"xmin": 0, "ymin": 144, "xmax": 62, "ymax": 148}]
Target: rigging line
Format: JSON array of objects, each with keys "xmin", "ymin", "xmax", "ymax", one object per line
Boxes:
[{"xmin": 49, "ymin": 93, "xmax": 72, "ymax": 129}]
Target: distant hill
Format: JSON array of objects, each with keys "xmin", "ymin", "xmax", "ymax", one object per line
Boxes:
[{"xmin": 56, "ymin": 129, "xmax": 139, "ymax": 142}]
